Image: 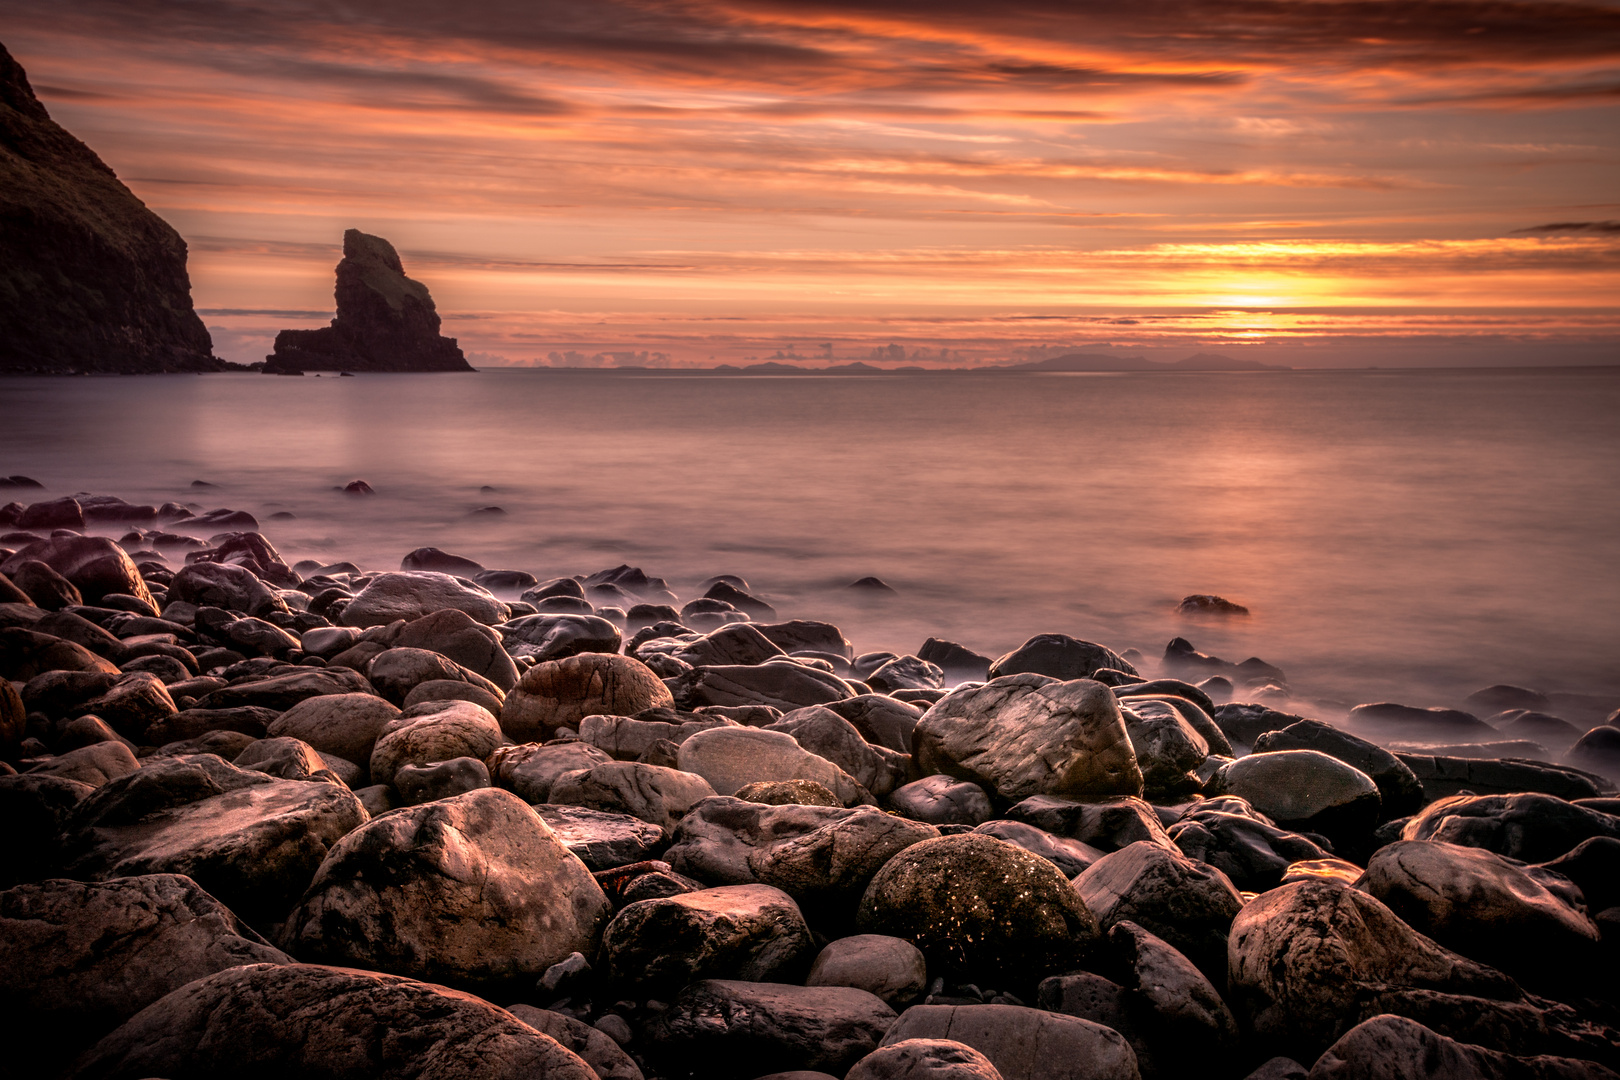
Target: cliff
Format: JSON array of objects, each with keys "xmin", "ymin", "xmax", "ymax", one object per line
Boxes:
[
  {"xmin": 0, "ymin": 42, "xmax": 222, "ymax": 373},
  {"xmin": 263, "ymin": 230, "xmax": 472, "ymax": 373}
]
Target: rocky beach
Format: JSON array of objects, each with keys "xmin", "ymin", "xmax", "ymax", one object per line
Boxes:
[{"xmin": 1, "ymin": 487, "xmax": 1618, "ymax": 1080}]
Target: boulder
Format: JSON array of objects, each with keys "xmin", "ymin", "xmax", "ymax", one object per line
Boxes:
[
  {"xmin": 1402, "ymin": 793, "xmax": 1620, "ymax": 863},
  {"xmin": 1358, "ymin": 839, "xmax": 1602, "ymax": 995},
  {"xmin": 868, "ymin": 655, "xmax": 945, "ymax": 694},
  {"xmin": 768, "ymin": 705, "xmax": 910, "ymax": 796},
  {"xmin": 57, "ymin": 754, "xmax": 368, "ymax": 929},
  {"xmin": 25, "ymin": 740, "xmax": 139, "ymax": 788},
  {"xmin": 1208, "ymin": 750, "xmax": 1381, "ymax": 855},
  {"xmin": 0, "ymin": 627, "xmax": 121, "ymax": 681},
  {"xmin": 391, "ymin": 607, "xmax": 519, "ymax": 690},
  {"xmin": 877, "ymin": 1004, "xmax": 1139, "ymax": 1080},
  {"xmin": 678, "ymin": 662, "xmax": 856, "ymax": 711},
  {"xmin": 755, "ymin": 619, "xmax": 856, "ymax": 659},
  {"xmin": 267, "ymin": 692, "xmax": 400, "ymax": 769},
  {"xmin": 825, "ymin": 694, "xmax": 925, "ymax": 754},
  {"xmin": 340, "ymin": 571, "xmax": 507, "ymax": 628},
  {"xmin": 533, "ymin": 804, "xmax": 667, "ymax": 870},
  {"xmin": 916, "ymin": 675, "xmax": 1142, "ymax": 803},
  {"xmin": 143, "ymin": 704, "xmax": 279, "ymax": 744},
  {"xmin": 488, "ymin": 741, "xmax": 614, "ymax": 803},
  {"xmin": 369, "ymin": 699, "xmax": 507, "ymax": 788},
  {"xmin": 0, "ymin": 873, "xmax": 290, "ymax": 1071},
  {"xmin": 10, "ymin": 558, "xmax": 82, "ymax": 608},
  {"xmin": 809, "ymin": 934, "xmax": 930, "ymax": 1007},
  {"xmin": 1004, "ymin": 795, "xmax": 1174, "ymax": 853},
  {"xmin": 394, "ymin": 756, "xmax": 490, "ymax": 804},
  {"xmin": 1213, "ymin": 702, "xmax": 1312, "ymax": 746},
  {"xmin": 988, "ymin": 635, "xmax": 1138, "ymax": 681},
  {"xmin": 547, "ymin": 761, "xmax": 716, "ymax": 835},
  {"xmin": 0, "ymin": 773, "xmax": 95, "ymax": 886},
  {"xmin": 367, "ymin": 646, "xmax": 503, "ymax": 706},
  {"xmin": 1307, "ymin": 1013, "xmax": 1617, "ymax": 1080},
  {"xmin": 1227, "ymin": 880, "xmax": 1603, "ymax": 1064},
  {"xmin": 602, "ymin": 883, "xmax": 815, "ymax": 992},
  {"xmin": 737, "ymin": 778, "xmax": 842, "ymax": 806},
  {"xmin": 501, "ymin": 652, "xmax": 672, "ymax": 742},
  {"xmin": 1119, "ymin": 698, "xmax": 1208, "ymax": 798},
  {"xmin": 1346, "ymin": 702, "xmax": 1496, "ymax": 741},
  {"xmin": 403, "ymin": 677, "xmax": 505, "ymax": 714},
  {"xmin": 167, "ymin": 562, "xmax": 286, "ymax": 617},
  {"xmin": 677, "ymin": 725, "xmax": 873, "ymax": 806},
  {"xmin": 504, "ymin": 1004, "xmax": 645, "ymax": 1080},
  {"xmin": 400, "ymin": 547, "xmax": 484, "ymax": 576},
  {"xmin": 1537, "ymin": 836, "xmax": 1620, "ymax": 912},
  {"xmin": 284, "ymin": 787, "xmax": 609, "ymax": 991},
  {"xmin": 1252, "ymin": 719, "xmax": 1425, "ymax": 819},
  {"xmin": 665, "ymin": 622, "xmax": 784, "ymax": 667},
  {"xmin": 71, "ymin": 962, "xmax": 596, "ymax": 1080},
  {"xmin": 1567, "ymin": 726, "xmax": 1620, "ymax": 778},
  {"xmin": 857, "ymin": 832, "xmax": 1100, "ymax": 988},
  {"xmin": 190, "ymin": 666, "xmax": 378, "ymax": 711},
  {"xmin": 68, "ymin": 671, "xmax": 177, "ymax": 739},
  {"xmin": 1073, "ymin": 840, "xmax": 1244, "ymax": 986},
  {"xmin": 0, "ymin": 535, "xmax": 154, "ymax": 608},
  {"xmin": 1396, "ymin": 753, "xmax": 1605, "ymax": 802},
  {"xmin": 848, "ymin": 1038, "xmax": 1004, "ymax": 1080},
  {"xmin": 1167, "ymin": 801, "xmax": 1331, "ymax": 892},
  {"xmin": 648, "ymin": 979, "xmax": 897, "ymax": 1080},
  {"xmin": 665, "ymin": 796, "xmax": 939, "ymax": 919},
  {"xmin": 501, "ymin": 613, "xmax": 622, "ymax": 661},
  {"xmin": 889, "ymin": 775, "xmax": 995, "ymax": 827},
  {"xmin": 973, "ymin": 819, "xmax": 1104, "ymax": 878}
]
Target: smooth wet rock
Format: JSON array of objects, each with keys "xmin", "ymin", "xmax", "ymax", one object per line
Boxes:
[
  {"xmin": 768, "ymin": 705, "xmax": 910, "ymax": 796},
  {"xmin": 1, "ymin": 534, "xmax": 154, "ymax": 608},
  {"xmin": 190, "ymin": 665, "xmax": 378, "ymax": 711},
  {"xmin": 1396, "ymin": 752, "xmax": 1604, "ymax": 802},
  {"xmin": 755, "ymin": 619, "xmax": 856, "ymax": 660},
  {"xmin": 1004, "ymin": 795, "xmax": 1173, "ymax": 853},
  {"xmin": 390, "ymin": 606, "xmax": 519, "ymax": 690},
  {"xmin": 232, "ymin": 736, "xmax": 347, "ymax": 785},
  {"xmin": 1074, "ymin": 840, "xmax": 1243, "ymax": 986},
  {"xmin": 678, "ymin": 725, "xmax": 872, "ymax": 805},
  {"xmin": 678, "ymin": 661, "xmax": 856, "ymax": 712},
  {"xmin": 662, "ymin": 622, "xmax": 784, "ymax": 667},
  {"xmin": 973, "ymin": 819, "xmax": 1104, "ymax": 877},
  {"xmin": 1358, "ymin": 839, "xmax": 1601, "ymax": 994},
  {"xmin": 369, "ymin": 699, "xmax": 507, "ymax": 788},
  {"xmin": 826, "ymin": 693, "xmax": 925, "ymax": 754},
  {"xmin": 648, "ymin": 978, "xmax": 897, "ymax": 1080},
  {"xmin": 502, "ymin": 612, "xmax": 623, "ymax": 661},
  {"xmin": 534, "ymin": 803, "xmax": 667, "ymax": 870},
  {"xmin": 267, "ymin": 692, "xmax": 400, "ymax": 770},
  {"xmin": 488, "ymin": 740, "xmax": 614, "ymax": 803},
  {"xmin": 403, "ymin": 677, "xmax": 505, "ymax": 714},
  {"xmin": 166, "ymin": 561, "xmax": 286, "ymax": 617},
  {"xmin": 394, "ymin": 756, "xmax": 490, "ymax": 804},
  {"xmin": 988, "ymin": 634, "xmax": 1138, "ymax": 682},
  {"xmin": 57, "ymin": 754, "xmax": 368, "ymax": 929},
  {"xmin": 143, "ymin": 704, "xmax": 279, "ymax": 744},
  {"xmin": 918, "ymin": 638, "xmax": 993, "ymax": 684},
  {"xmin": 848, "ymin": 1038, "xmax": 1003, "ymax": 1080},
  {"xmin": 367, "ymin": 645, "xmax": 502, "ymax": 706},
  {"xmin": 548, "ymin": 760, "xmax": 716, "ymax": 835},
  {"xmin": 1166, "ymin": 801, "xmax": 1331, "ymax": 892},
  {"xmin": 284, "ymin": 787, "xmax": 609, "ymax": 990},
  {"xmin": 916, "ymin": 675, "xmax": 1143, "ymax": 803},
  {"xmin": 665, "ymin": 796, "xmax": 939, "ymax": 917},
  {"xmin": 1209, "ymin": 750, "xmax": 1381, "ymax": 855},
  {"xmin": 1537, "ymin": 835, "xmax": 1620, "ymax": 912},
  {"xmin": 10, "ymin": 558, "xmax": 82, "ymax": 608},
  {"xmin": 501, "ymin": 651, "xmax": 672, "ymax": 741},
  {"xmin": 1, "ymin": 627, "xmax": 121, "ymax": 680},
  {"xmin": 26, "ymin": 740, "xmax": 139, "ymax": 788},
  {"xmin": 1402, "ymin": 792, "xmax": 1620, "ymax": 862},
  {"xmin": 1346, "ymin": 701, "xmax": 1496, "ymax": 740},
  {"xmin": 602, "ymin": 883, "xmax": 814, "ymax": 992},
  {"xmin": 1567, "ymin": 726, "xmax": 1620, "ymax": 778},
  {"xmin": 857, "ymin": 832, "xmax": 1099, "ymax": 987},
  {"xmin": 0, "ymin": 873, "xmax": 290, "ymax": 1071},
  {"xmin": 869, "ymin": 654, "xmax": 945, "ymax": 694},
  {"xmin": 340, "ymin": 570, "xmax": 508, "ymax": 628},
  {"xmin": 889, "ymin": 775, "xmax": 995, "ymax": 826},
  {"xmin": 809, "ymin": 934, "xmax": 929, "ymax": 1007},
  {"xmin": 72, "ymin": 962, "xmax": 596, "ymax": 1080},
  {"xmin": 1119, "ymin": 698, "xmax": 1208, "ymax": 798},
  {"xmin": 877, "ymin": 1004, "xmax": 1139, "ymax": 1080},
  {"xmin": 1253, "ymin": 719, "xmax": 1426, "ymax": 819}
]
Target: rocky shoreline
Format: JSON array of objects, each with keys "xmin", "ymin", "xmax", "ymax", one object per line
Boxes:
[{"xmin": 2, "ymin": 488, "xmax": 1618, "ymax": 1080}]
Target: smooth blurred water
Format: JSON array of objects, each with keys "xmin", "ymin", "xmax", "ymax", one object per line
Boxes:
[{"xmin": 3, "ymin": 367, "xmax": 1618, "ymax": 717}]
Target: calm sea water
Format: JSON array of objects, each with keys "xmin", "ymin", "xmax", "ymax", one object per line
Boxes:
[{"xmin": 3, "ymin": 367, "xmax": 1618, "ymax": 720}]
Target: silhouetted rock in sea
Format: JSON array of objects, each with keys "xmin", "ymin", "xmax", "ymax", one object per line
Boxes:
[
  {"xmin": 263, "ymin": 229, "xmax": 473, "ymax": 373},
  {"xmin": 0, "ymin": 43, "xmax": 221, "ymax": 373}
]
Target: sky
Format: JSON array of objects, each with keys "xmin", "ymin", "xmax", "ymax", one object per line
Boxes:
[{"xmin": 4, "ymin": 0, "xmax": 1619, "ymax": 367}]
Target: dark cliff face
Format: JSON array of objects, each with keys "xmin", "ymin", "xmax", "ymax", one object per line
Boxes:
[
  {"xmin": 0, "ymin": 43, "xmax": 221, "ymax": 373},
  {"xmin": 264, "ymin": 229, "xmax": 472, "ymax": 373}
]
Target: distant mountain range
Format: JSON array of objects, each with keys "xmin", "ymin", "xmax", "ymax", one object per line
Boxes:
[{"xmin": 698, "ymin": 351, "xmax": 1289, "ymax": 374}]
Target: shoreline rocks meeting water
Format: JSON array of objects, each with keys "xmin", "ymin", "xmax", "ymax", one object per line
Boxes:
[{"xmin": 2, "ymin": 489, "xmax": 1619, "ymax": 1080}]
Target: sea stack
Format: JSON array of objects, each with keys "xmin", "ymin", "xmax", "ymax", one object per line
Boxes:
[
  {"xmin": 0, "ymin": 42, "xmax": 220, "ymax": 373},
  {"xmin": 264, "ymin": 229, "xmax": 472, "ymax": 373}
]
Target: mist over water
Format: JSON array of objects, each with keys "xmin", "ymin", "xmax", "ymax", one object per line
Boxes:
[{"xmin": 4, "ymin": 367, "xmax": 1618, "ymax": 720}]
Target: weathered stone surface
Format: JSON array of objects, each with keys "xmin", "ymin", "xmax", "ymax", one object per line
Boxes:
[
  {"xmin": 367, "ymin": 645, "xmax": 503, "ymax": 706},
  {"xmin": 143, "ymin": 704, "xmax": 279, "ymax": 744},
  {"xmin": 1167, "ymin": 801, "xmax": 1331, "ymax": 892},
  {"xmin": 754, "ymin": 619, "xmax": 855, "ymax": 659},
  {"xmin": 501, "ymin": 613, "xmax": 623, "ymax": 662},
  {"xmin": 58, "ymin": 754, "xmax": 368, "ymax": 928},
  {"xmin": 662, "ymin": 622, "xmax": 784, "ymax": 667},
  {"xmin": 25, "ymin": 740, "xmax": 139, "ymax": 788},
  {"xmin": 915, "ymin": 675, "xmax": 1143, "ymax": 803},
  {"xmin": 388, "ymin": 607, "xmax": 519, "ymax": 690},
  {"xmin": 1227, "ymin": 879, "xmax": 1605, "ymax": 1064},
  {"xmin": 602, "ymin": 883, "xmax": 814, "ymax": 992},
  {"xmin": 648, "ymin": 979, "xmax": 897, "ymax": 1080},
  {"xmin": 341, "ymin": 571, "xmax": 508, "ymax": 628},
  {"xmin": 1120, "ymin": 698, "xmax": 1208, "ymax": 797},
  {"xmin": 890, "ymin": 775, "xmax": 995, "ymax": 826},
  {"xmin": 678, "ymin": 662, "xmax": 857, "ymax": 711},
  {"xmin": 2, "ymin": 535, "xmax": 154, "ymax": 608},
  {"xmin": 533, "ymin": 804, "xmax": 666, "ymax": 870},
  {"xmin": 369, "ymin": 699, "xmax": 507, "ymax": 789},
  {"xmin": 394, "ymin": 756, "xmax": 490, "ymax": 804},
  {"xmin": 1402, "ymin": 792, "xmax": 1620, "ymax": 862},
  {"xmin": 666, "ymin": 796, "xmax": 940, "ymax": 919},
  {"xmin": 878, "ymin": 1004, "xmax": 1140, "ymax": 1080},
  {"xmin": 67, "ymin": 671, "xmax": 176, "ymax": 739},
  {"xmin": 267, "ymin": 692, "xmax": 400, "ymax": 769},
  {"xmin": 736, "ymin": 778, "xmax": 842, "ymax": 806},
  {"xmin": 769, "ymin": 705, "xmax": 910, "ymax": 796},
  {"xmin": 488, "ymin": 740, "xmax": 614, "ymax": 803},
  {"xmin": 504, "ymin": 1004, "xmax": 646, "ymax": 1080},
  {"xmin": 1253, "ymin": 719, "xmax": 1425, "ymax": 819},
  {"xmin": 1004, "ymin": 795, "xmax": 1173, "ymax": 853},
  {"xmin": 72, "ymin": 963, "xmax": 597, "ymax": 1080},
  {"xmin": 0, "ymin": 873, "xmax": 289, "ymax": 1069},
  {"xmin": 233, "ymin": 736, "xmax": 346, "ymax": 786},
  {"xmin": 501, "ymin": 652, "xmax": 672, "ymax": 741},
  {"xmin": 857, "ymin": 832, "xmax": 1099, "ymax": 987},
  {"xmin": 973, "ymin": 819, "xmax": 1104, "ymax": 878},
  {"xmin": 1, "ymin": 627, "xmax": 121, "ymax": 681},
  {"xmin": 547, "ymin": 760, "xmax": 715, "ymax": 835},
  {"xmin": 848, "ymin": 1039, "xmax": 1003, "ymax": 1080},
  {"xmin": 191, "ymin": 665, "xmax": 378, "ymax": 712},
  {"xmin": 678, "ymin": 725, "xmax": 873, "ymax": 806},
  {"xmin": 265, "ymin": 229, "xmax": 473, "ymax": 373},
  {"xmin": 284, "ymin": 787, "xmax": 609, "ymax": 990},
  {"xmin": 988, "ymin": 635, "xmax": 1138, "ymax": 682},
  {"xmin": 0, "ymin": 45, "xmax": 220, "ymax": 374},
  {"xmin": 1358, "ymin": 839, "xmax": 1601, "ymax": 994},
  {"xmin": 808, "ymin": 934, "xmax": 929, "ymax": 1007},
  {"xmin": 1396, "ymin": 754, "xmax": 1606, "ymax": 802},
  {"xmin": 167, "ymin": 562, "xmax": 286, "ymax": 617},
  {"xmin": 1074, "ymin": 840, "xmax": 1243, "ymax": 985},
  {"xmin": 403, "ymin": 677, "xmax": 505, "ymax": 714},
  {"xmin": 825, "ymin": 693, "xmax": 925, "ymax": 754},
  {"xmin": 1307, "ymin": 1014, "xmax": 1618, "ymax": 1080}
]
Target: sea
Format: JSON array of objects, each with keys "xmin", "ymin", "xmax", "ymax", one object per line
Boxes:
[{"xmin": 3, "ymin": 366, "xmax": 1618, "ymax": 723}]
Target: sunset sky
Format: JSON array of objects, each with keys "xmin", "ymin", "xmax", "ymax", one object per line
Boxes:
[{"xmin": 5, "ymin": 0, "xmax": 1618, "ymax": 367}]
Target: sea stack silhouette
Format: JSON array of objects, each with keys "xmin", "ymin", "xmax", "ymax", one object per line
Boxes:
[
  {"xmin": 263, "ymin": 229, "xmax": 472, "ymax": 373},
  {"xmin": 0, "ymin": 42, "xmax": 221, "ymax": 373}
]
